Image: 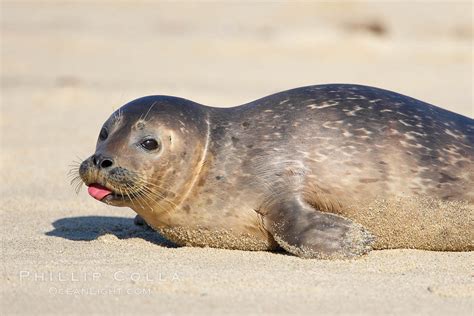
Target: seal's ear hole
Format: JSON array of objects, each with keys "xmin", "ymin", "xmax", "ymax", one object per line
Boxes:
[{"xmin": 167, "ymin": 131, "xmax": 177, "ymax": 149}]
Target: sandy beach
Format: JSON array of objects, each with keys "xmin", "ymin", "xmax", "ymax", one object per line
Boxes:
[{"xmin": 1, "ymin": 1, "xmax": 473, "ymax": 315}]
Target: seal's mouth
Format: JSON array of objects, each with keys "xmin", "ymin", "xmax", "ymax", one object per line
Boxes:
[
  {"xmin": 86, "ymin": 183, "xmax": 141, "ymax": 203},
  {"xmin": 87, "ymin": 183, "xmax": 113, "ymax": 201},
  {"xmin": 79, "ymin": 158, "xmax": 143, "ymax": 205}
]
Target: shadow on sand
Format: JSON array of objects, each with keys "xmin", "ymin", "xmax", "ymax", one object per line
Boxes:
[{"xmin": 46, "ymin": 216, "xmax": 176, "ymax": 248}]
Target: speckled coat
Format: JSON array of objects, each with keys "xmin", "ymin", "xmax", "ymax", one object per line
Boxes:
[{"xmin": 80, "ymin": 84, "xmax": 474, "ymax": 258}]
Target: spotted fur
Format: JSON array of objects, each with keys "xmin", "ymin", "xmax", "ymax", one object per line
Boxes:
[{"xmin": 79, "ymin": 84, "xmax": 474, "ymax": 258}]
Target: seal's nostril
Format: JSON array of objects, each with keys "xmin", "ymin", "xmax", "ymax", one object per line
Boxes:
[
  {"xmin": 92, "ymin": 154, "xmax": 113, "ymax": 169},
  {"xmin": 100, "ymin": 159, "xmax": 113, "ymax": 169}
]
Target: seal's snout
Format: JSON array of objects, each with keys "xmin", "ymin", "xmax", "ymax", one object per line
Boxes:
[
  {"xmin": 78, "ymin": 153, "xmax": 140, "ymax": 206},
  {"xmin": 91, "ymin": 154, "xmax": 114, "ymax": 169},
  {"xmin": 80, "ymin": 154, "xmax": 116, "ymax": 201}
]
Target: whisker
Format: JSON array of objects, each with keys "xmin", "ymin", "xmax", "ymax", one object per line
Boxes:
[
  {"xmin": 131, "ymin": 185, "xmax": 154, "ymax": 211},
  {"xmin": 143, "ymin": 187, "xmax": 176, "ymax": 213},
  {"xmin": 119, "ymin": 186, "xmax": 135, "ymax": 208},
  {"xmin": 137, "ymin": 182, "xmax": 178, "ymax": 209},
  {"xmin": 125, "ymin": 184, "xmax": 148, "ymax": 209},
  {"xmin": 141, "ymin": 101, "xmax": 157, "ymax": 122},
  {"xmin": 133, "ymin": 179, "xmax": 177, "ymax": 214},
  {"xmin": 124, "ymin": 183, "xmax": 144, "ymax": 210}
]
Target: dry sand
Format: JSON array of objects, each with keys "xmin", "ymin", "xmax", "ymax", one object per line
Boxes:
[{"xmin": 1, "ymin": 1, "xmax": 473, "ymax": 315}]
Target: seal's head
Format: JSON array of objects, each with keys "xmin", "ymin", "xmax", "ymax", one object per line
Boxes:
[{"xmin": 78, "ymin": 96, "xmax": 209, "ymax": 211}]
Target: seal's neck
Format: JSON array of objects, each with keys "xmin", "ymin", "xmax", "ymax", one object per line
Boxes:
[{"xmin": 174, "ymin": 113, "xmax": 211, "ymax": 210}]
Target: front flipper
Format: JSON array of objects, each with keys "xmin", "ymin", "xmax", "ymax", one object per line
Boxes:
[
  {"xmin": 261, "ymin": 197, "xmax": 374, "ymax": 259},
  {"xmin": 134, "ymin": 214, "xmax": 151, "ymax": 229}
]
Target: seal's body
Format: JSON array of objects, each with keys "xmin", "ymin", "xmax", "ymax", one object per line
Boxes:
[{"xmin": 78, "ymin": 84, "xmax": 473, "ymax": 258}]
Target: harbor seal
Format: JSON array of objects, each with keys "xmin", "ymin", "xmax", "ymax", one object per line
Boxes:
[{"xmin": 77, "ymin": 84, "xmax": 473, "ymax": 259}]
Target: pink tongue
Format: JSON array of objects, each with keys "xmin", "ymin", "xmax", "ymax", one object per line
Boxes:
[{"xmin": 88, "ymin": 184, "xmax": 112, "ymax": 201}]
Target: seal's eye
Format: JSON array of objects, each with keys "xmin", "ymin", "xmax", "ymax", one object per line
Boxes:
[
  {"xmin": 99, "ymin": 128, "xmax": 108, "ymax": 141},
  {"xmin": 140, "ymin": 138, "xmax": 159, "ymax": 151}
]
